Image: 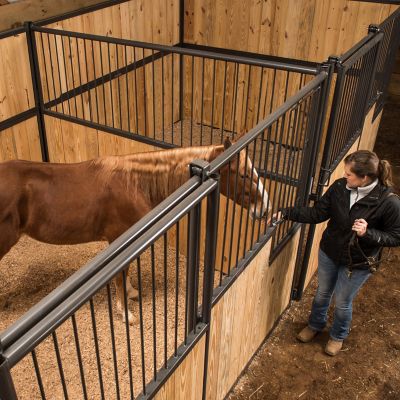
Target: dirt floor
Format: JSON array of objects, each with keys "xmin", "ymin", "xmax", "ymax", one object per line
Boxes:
[{"xmin": 227, "ymin": 95, "xmax": 400, "ymax": 400}]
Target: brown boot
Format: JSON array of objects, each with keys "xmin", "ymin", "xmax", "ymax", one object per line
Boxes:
[
  {"xmin": 325, "ymin": 339, "xmax": 343, "ymax": 356},
  {"xmin": 296, "ymin": 326, "xmax": 319, "ymax": 343}
]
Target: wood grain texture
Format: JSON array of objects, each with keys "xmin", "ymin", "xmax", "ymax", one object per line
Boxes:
[
  {"xmin": 153, "ymin": 335, "xmax": 206, "ymax": 400},
  {"xmin": 184, "ymin": 0, "xmax": 399, "ymax": 62},
  {"xmin": 0, "ymin": 117, "xmax": 42, "ymax": 161},
  {"xmin": 0, "ymin": 33, "xmax": 35, "ymax": 122},
  {"xmin": 206, "ymin": 230, "xmax": 300, "ymax": 399}
]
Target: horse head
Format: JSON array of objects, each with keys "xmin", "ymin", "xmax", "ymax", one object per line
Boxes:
[{"xmin": 219, "ymin": 137, "xmax": 271, "ymax": 219}]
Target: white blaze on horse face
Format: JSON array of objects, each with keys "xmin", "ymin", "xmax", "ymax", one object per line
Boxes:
[{"xmin": 250, "ymin": 166, "xmax": 271, "ymax": 219}]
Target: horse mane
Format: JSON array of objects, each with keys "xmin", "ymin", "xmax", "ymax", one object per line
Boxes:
[{"xmin": 92, "ymin": 144, "xmax": 224, "ymax": 205}]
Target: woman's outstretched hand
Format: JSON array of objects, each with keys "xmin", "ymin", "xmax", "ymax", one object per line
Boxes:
[{"xmin": 352, "ymin": 218, "xmax": 368, "ymax": 237}]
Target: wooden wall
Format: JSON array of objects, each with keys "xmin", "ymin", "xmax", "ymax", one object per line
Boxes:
[
  {"xmin": 45, "ymin": 115, "xmax": 157, "ymax": 162},
  {"xmin": 154, "ymin": 335, "xmax": 206, "ymax": 400},
  {"xmin": 184, "ymin": 0, "xmax": 399, "ymax": 63},
  {"xmin": 45, "ymin": 0, "xmax": 179, "ymax": 44},
  {"xmin": 0, "ymin": 117, "xmax": 42, "ymax": 161},
  {"xmin": 0, "ymin": 33, "xmax": 34, "ymax": 122},
  {"xmin": 206, "ymin": 230, "xmax": 300, "ymax": 399}
]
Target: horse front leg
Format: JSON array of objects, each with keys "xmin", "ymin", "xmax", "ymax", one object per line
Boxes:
[
  {"xmin": 0, "ymin": 215, "xmax": 20, "ymax": 262},
  {"xmin": 115, "ymin": 267, "xmax": 139, "ymax": 325}
]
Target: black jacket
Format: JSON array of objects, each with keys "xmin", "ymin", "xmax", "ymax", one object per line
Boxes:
[{"xmin": 282, "ymin": 178, "xmax": 400, "ymax": 266}]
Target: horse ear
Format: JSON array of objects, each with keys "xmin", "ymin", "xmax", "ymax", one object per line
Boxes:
[{"xmin": 224, "ymin": 136, "xmax": 232, "ymax": 150}]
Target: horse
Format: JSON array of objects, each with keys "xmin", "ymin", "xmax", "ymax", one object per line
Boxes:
[{"xmin": 0, "ymin": 138, "xmax": 270, "ymax": 323}]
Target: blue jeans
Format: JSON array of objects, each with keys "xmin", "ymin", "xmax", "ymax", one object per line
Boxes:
[{"xmin": 308, "ymin": 249, "xmax": 371, "ymax": 341}]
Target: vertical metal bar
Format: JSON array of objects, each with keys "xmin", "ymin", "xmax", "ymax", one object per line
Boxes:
[
  {"xmin": 190, "ymin": 56, "xmax": 194, "ymax": 146},
  {"xmin": 25, "ymin": 22, "xmax": 49, "ymax": 162},
  {"xmin": 219, "ymin": 158, "xmax": 232, "ymax": 284},
  {"xmin": 60, "ymin": 35, "xmax": 72, "ymax": 115},
  {"xmin": 75, "ymin": 37, "xmax": 86, "ymax": 120},
  {"xmin": 67, "ymin": 36, "xmax": 79, "ymax": 117},
  {"xmin": 31, "ymin": 349, "xmax": 46, "ymax": 400},
  {"xmin": 90, "ymin": 40, "xmax": 100, "ymax": 124},
  {"xmin": 180, "ymin": 55, "xmax": 185, "ymax": 146},
  {"xmin": 232, "ymin": 148, "xmax": 247, "ymax": 269},
  {"xmin": 53, "ymin": 33, "xmax": 65, "ymax": 115},
  {"xmin": 107, "ymin": 43, "xmax": 115, "ymax": 128},
  {"xmin": 209, "ymin": 59, "xmax": 216, "ymax": 144},
  {"xmin": 174, "ymin": 221, "xmax": 180, "ymax": 356},
  {"xmin": 133, "ymin": 46, "xmax": 140, "ymax": 134},
  {"xmin": 152, "ymin": 49, "xmax": 156, "ymax": 139},
  {"xmin": 171, "ymin": 52, "xmax": 175, "ymax": 144},
  {"xmin": 186, "ymin": 201, "xmax": 201, "ymax": 333},
  {"xmin": 124, "ymin": 45, "xmax": 131, "ymax": 133},
  {"xmin": 106, "ymin": 284, "xmax": 120, "ymax": 400},
  {"xmin": 201, "ymin": 182, "xmax": 219, "ymax": 400},
  {"xmin": 52, "ymin": 331, "xmax": 69, "ymax": 400},
  {"xmin": 142, "ymin": 48, "xmax": 148, "ymax": 136},
  {"xmin": 71, "ymin": 314, "xmax": 88, "ymax": 400},
  {"xmin": 136, "ymin": 257, "xmax": 147, "ymax": 395},
  {"xmin": 163, "ymin": 233, "xmax": 168, "ymax": 369},
  {"xmin": 243, "ymin": 65, "xmax": 252, "ymax": 132},
  {"xmin": 150, "ymin": 244, "xmax": 158, "ymax": 381},
  {"xmin": 46, "ymin": 33, "xmax": 58, "ymax": 111},
  {"xmin": 220, "ymin": 61, "xmax": 228, "ymax": 143},
  {"xmin": 89, "ymin": 299, "xmax": 105, "ymax": 400},
  {"xmin": 39, "ymin": 32, "xmax": 51, "ymax": 106},
  {"xmin": 83, "ymin": 39, "xmax": 93, "ymax": 122},
  {"xmin": 161, "ymin": 54, "xmax": 165, "ymax": 142},
  {"xmin": 99, "ymin": 42, "xmax": 108, "ymax": 125},
  {"xmin": 122, "ymin": 270, "xmax": 134, "ymax": 400},
  {"xmin": 200, "ymin": 57, "xmax": 205, "ymax": 145},
  {"xmin": 243, "ymin": 139, "xmax": 257, "ymax": 256},
  {"xmin": 0, "ymin": 357, "xmax": 18, "ymax": 400},
  {"xmin": 116, "ymin": 44, "xmax": 123, "ymax": 130},
  {"xmin": 230, "ymin": 62, "xmax": 239, "ymax": 138}
]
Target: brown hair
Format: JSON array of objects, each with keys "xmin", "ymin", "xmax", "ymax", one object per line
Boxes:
[{"xmin": 344, "ymin": 150, "xmax": 393, "ymax": 187}]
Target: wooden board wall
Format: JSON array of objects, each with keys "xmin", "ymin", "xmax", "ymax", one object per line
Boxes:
[
  {"xmin": 206, "ymin": 230, "xmax": 300, "ymax": 399},
  {"xmin": 0, "ymin": 33, "xmax": 34, "ymax": 122},
  {"xmin": 154, "ymin": 335, "xmax": 206, "ymax": 400},
  {"xmin": 45, "ymin": 115, "xmax": 157, "ymax": 162},
  {"xmin": 45, "ymin": 0, "xmax": 179, "ymax": 44},
  {"xmin": 0, "ymin": 117, "xmax": 42, "ymax": 161},
  {"xmin": 184, "ymin": 0, "xmax": 399, "ymax": 63}
]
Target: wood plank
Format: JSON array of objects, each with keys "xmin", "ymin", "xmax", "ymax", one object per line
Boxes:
[{"xmin": 0, "ymin": 33, "xmax": 35, "ymax": 122}]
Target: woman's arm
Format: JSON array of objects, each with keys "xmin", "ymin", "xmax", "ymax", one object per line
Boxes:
[
  {"xmin": 359, "ymin": 197, "xmax": 400, "ymax": 247},
  {"xmin": 281, "ymin": 182, "xmax": 334, "ymax": 224}
]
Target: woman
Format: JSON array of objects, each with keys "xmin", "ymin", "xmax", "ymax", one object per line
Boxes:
[{"xmin": 280, "ymin": 150, "xmax": 400, "ymax": 356}]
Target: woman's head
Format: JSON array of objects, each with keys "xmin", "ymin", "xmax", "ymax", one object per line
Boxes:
[{"xmin": 343, "ymin": 150, "xmax": 393, "ymax": 188}]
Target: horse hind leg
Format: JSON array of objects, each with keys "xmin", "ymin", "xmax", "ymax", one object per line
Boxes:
[{"xmin": 0, "ymin": 215, "xmax": 20, "ymax": 262}]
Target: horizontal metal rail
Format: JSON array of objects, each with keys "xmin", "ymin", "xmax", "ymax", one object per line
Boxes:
[
  {"xmin": 0, "ymin": 26, "xmax": 26, "ymax": 39},
  {"xmin": 2, "ymin": 178, "xmax": 217, "ymax": 367},
  {"xmin": 208, "ymin": 71, "xmax": 328, "ymax": 173},
  {"xmin": 0, "ymin": 108, "xmax": 37, "ymax": 132},
  {"xmin": 0, "ymin": 176, "xmax": 201, "ymax": 350},
  {"xmin": 32, "ymin": 25, "xmax": 318, "ymax": 73}
]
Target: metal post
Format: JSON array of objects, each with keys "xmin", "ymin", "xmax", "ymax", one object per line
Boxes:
[
  {"xmin": 25, "ymin": 22, "xmax": 49, "ymax": 162},
  {"xmin": 0, "ymin": 346, "xmax": 18, "ymax": 400},
  {"xmin": 186, "ymin": 160, "xmax": 210, "ymax": 333},
  {"xmin": 291, "ymin": 63, "xmax": 334, "ymax": 300},
  {"xmin": 201, "ymin": 176, "xmax": 220, "ymax": 400}
]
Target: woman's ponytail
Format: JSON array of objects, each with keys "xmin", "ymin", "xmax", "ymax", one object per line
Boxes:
[
  {"xmin": 378, "ymin": 159, "xmax": 393, "ymax": 187},
  {"xmin": 345, "ymin": 150, "xmax": 393, "ymax": 187}
]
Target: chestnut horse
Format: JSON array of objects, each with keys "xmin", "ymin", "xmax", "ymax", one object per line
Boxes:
[{"xmin": 0, "ymin": 138, "xmax": 270, "ymax": 323}]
